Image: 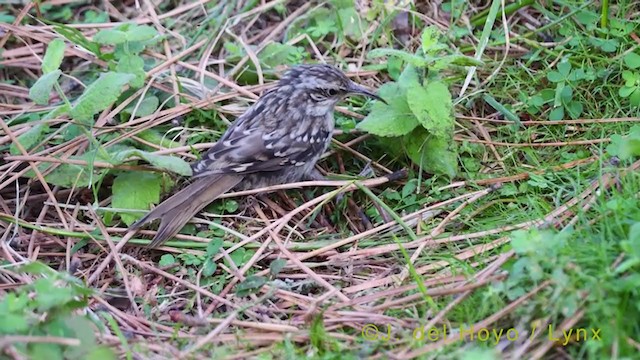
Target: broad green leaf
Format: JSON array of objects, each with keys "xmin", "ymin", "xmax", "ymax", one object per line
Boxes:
[
  {"xmin": 28, "ymin": 343, "xmax": 64, "ymax": 360},
  {"xmin": 565, "ymin": 101, "xmax": 583, "ymax": 119},
  {"xmin": 70, "ymin": 72, "xmax": 134, "ymax": 123},
  {"xmin": 24, "ymin": 161, "xmax": 102, "ymax": 188},
  {"xmin": 159, "ymin": 254, "xmax": 176, "ymax": 266},
  {"xmin": 624, "ymin": 52, "xmax": 640, "ymax": 69},
  {"xmin": 202, "ymin": 259, "xmax": 217, "ymax": 277},
  {"xmin": 33, "ymin": 278, "xmax": 75, "ymax": 311},
  {"xmin": 403, "ymin": 127, "xmax": 457, "ymax": 177},
  {"xmin": 546, "ymin": 70, "xmax": 564, "ymax": 83},
  {"xmin": 336, "ymin": 7, "xmax": 365, "ymax": 39},
  {"xmin": 124, "ymin": 96, "xmax": 159, "ymax": 118},
  {"xmin": 10, "ymin": 124, "xmax": 48, "ymax": 155},
  {"xmin": 420, "ymin": 26, "xmax": 447, "ymax": 55},
  {"xmin": 619, "ymin": 86, "xmax": 636, "ymax": 98},
  {"xmin": 110, "ymin": 148, "xmax": 192, "ymax": 176},
  {"xmin": 622, "ymin": 70, "xmax": 639, "ymax": 86},
  {"xmin": 124, "ymin": 25, "xmax": 157, "ymax": 42},
  {"xmin": 234, "ymin": 275, "xmax": 267, "ymax": 296},
  {"xmin": 29, "ymin": 70, "xmax": 62, "ymax": 105},
  {"xmin": 270, "ymin": 259, "xmax": 287, "ymax": 277},
  {"xmin": 137, "ymin": 129, "xmax": 182, "ymax": 148},
  {"xmin": 63, "ymin": 316, "xmax": 98, "ymax": 359},
  {"xmin": 631, "ymin": 88, "xmax": 640, "ymax": 106},
  {"xmin": 606, "ymin": 126, "xmax": 640, "ymax": 160},
  {"xmin": 406, "ymin": 80, "xmax": 454, "ymax": 138},
  {"xmin": 115, "ymin": 54, "xmax": 145, "ymax": 88},
  {"xmin": 356, "ymin": 82, "xmax": 419, "ymax": 137},
  {"xmin": 84, "ymin": 347, "xmax": 117, "ymax": 360},
  {"xmin": 549, "ymin": 106, "xmax": 564, "ymax": 120},
  {"xmin": 112, "ymin": 172, "xmax": 161, "ymax": 225},
  {"xmin": 42, "ymin": 38, "xmax": 65, "ymax": 74},
  {"xmin": 625, "ymin": 223, "xmax": 640, "ymax": 258},
  {"xmin": 93, "ymin": 29, "xmax": 127, "ymax": 45},
  {"xmin": 206, "ymin": 238, "xmax": 224, "ymax": 256}
]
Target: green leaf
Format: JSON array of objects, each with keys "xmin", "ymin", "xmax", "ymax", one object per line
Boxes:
[
  {"xmin": 70, "ymin": 72, "xmax": 135, "ymax": 123},
  {"xmin": 356, "ymin": 82, "xmax": 419, "ymax": 137},
  {"xmin": 112, "ymin": 172, "xmax": 161, "ymax": 225},
  {"xmin": 624, "ymin": 223, "xmax": 640, "ymax": 258},
  {"xmin": 158, "ymin": 254, "xmax": 176, "ymax": 266},
  {"xmin": 42, "ymin": 38, "xmax": 65, "ymax": 74},
  {"xmin": 557, "ymin": 61, "xmax": 571, "ymax": 77},
  {"xmin": 137, "ymin": 129, "xmax": 182, "ymax": 149},
  {"xmin": 110, "ymin": 148, "xmax": 192, "ymax": 176},
  {"xmin": 25, "ymin": 162, "xmax": 102, "ymax": 188},
  {"xmin": 93, "ymin": 29, "xmax": 127, "ymax": 45},
  {"xmin": 29, "ymin": 343, "xmax": 64, "ymax": 360},
  {"xmin": 606, "ymin": 126, "xmax": 640, "ymax": 160},
  {"xmin": 565, "ymin": 101, "xmax": 583, "ymax": 119},
  {"xmin": 124, "ymin": 25, "xmax": 157, "ymax": 42},
  {"xmin": 269, "ymin": 259, "xmax": 287, "ymax": 277},
  {"xmin": 115, "ymin": 54, "xmax": 145, "ymax": 88},
  {"xmin": 420, "ymin": 26, "xmax": 447, "ymax": 55},
  {"xmin": 546, "ymin": 71, "xmax": 564, "ymax": 83},
  {"xmin": 123, "ymin": 95, "xmax": 159, "ymax": 120},
  {"xmin": 202, "ymin": 259, "xmax": 217, "ymax": 277},
  {"xmin": 624, "ymin": 52, "xmax": 640, "ymax": 69},
  {"xmin": 622, "ymin": 70, "xmax": 639, "ymax": 86},
  {"xmin": 206, "ymin": 238, "xmax": 224, "ymax": 256},
  {"xmin": 406, "ymin": 80, "xmax": 454, "ymax": 138},
  {"xmin": 0, "ymin": 313, "xmax": 30, "ymax": 334},
  {"xmin": 29, "ymin": 70, "xmax": 62, "ymax": 105},
  {"xmin": 630, "ymin": 88, "xmax": 640, "ymax": 107},
  {"xmin": 549, "ymin": 106, "xmax": 564, "ymax": 121},
  {"xmin": 84, "ymin": 346, "xmax": 117, "ymax": 360},
  {"xmin": 234, "ymin": 275, "xmax": 267, "ymax": 296},
  {"xmin": 33, "ymin": 278, "xmax": 75, "ymax": 311},
  {"xmin": 619, "ymin": 86, "xmax": 636, "ymax": 98},
  {"xmin": 403, "ymin": 127, "xmax": 457, "ymax": 177},
  {"xmin": 10, "ymin": 124, "xmax": 48, "ymax": 155}
]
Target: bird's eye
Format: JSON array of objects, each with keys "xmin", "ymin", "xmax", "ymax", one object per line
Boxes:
[{"xmin": 326, "ymin": 88, "xmax": 339, "ymax": 96}]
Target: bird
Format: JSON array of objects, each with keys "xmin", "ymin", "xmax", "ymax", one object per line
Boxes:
[{"xmin": 130, "ymin": 64, "xmax": 385, "ymax": 248}]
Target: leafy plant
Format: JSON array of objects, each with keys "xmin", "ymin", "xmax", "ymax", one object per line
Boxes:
[
  {"xmin": 22, "ymin": 25, "xmax": 193, "ymax": 225},
  {"xmin": 0, "ymin": 262, "xmax": 115, "ymax": 360},
  {"xmin": 544, "ymin": 60, "xmax": 589, "ymax": 120},
  {"xmin": 607, "ymin": 125, "xmax": 640, "ymax": 161},
  {"xmin": 357, "ymin": 27, "xmax": 479, "ymax": 177},
  {"xmin": 620, "ymin": 52, "xmax": 640, "ymax": 107}
]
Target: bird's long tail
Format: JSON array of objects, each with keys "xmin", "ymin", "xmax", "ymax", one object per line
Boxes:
[{"xmin": 130, "ymin": 174, "xmax": 243, "ymax": 248}]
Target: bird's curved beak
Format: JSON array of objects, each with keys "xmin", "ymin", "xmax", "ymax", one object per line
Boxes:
[{"xmin": 348, "ymin": 83, "xmax": 387, "ymax": 104}]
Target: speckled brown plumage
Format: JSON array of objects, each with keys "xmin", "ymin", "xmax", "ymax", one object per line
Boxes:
[{"xmin": 131, "ymin": 64, "xmax": 384, "ymax": 248}]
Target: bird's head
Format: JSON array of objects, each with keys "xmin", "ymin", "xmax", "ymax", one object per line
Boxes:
[{"xmin": 279, "ymin": 64, "xmax": 385, "ymax": 112}]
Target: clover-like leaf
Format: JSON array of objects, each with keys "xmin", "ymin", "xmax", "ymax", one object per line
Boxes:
[{"xmin": 624, "ymin": 52, "xmax": 640, "ymax": 69}]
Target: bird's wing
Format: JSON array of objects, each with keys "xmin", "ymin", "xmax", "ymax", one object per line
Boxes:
[{"xmin": 191, "ymin": 117, "xmax": 331, "ymax": 178}]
